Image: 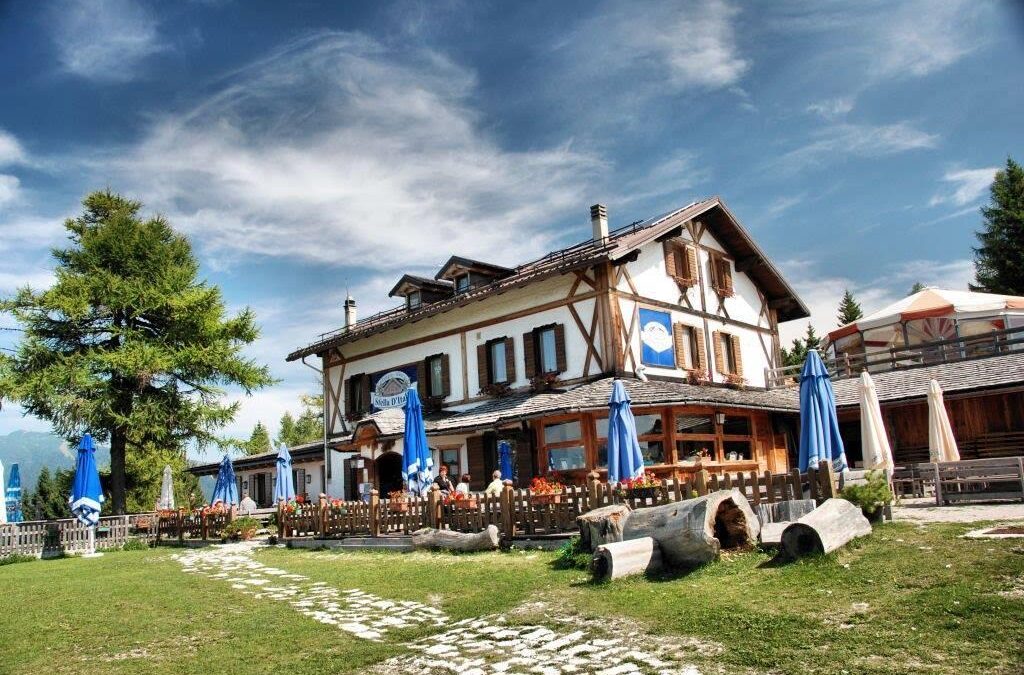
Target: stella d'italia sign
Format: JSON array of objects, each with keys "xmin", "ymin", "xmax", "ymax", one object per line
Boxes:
[{"xmin": 371, "ymin": 370, "xmax": 412, "ymax": 409}]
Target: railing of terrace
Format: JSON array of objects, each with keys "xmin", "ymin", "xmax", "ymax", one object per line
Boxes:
[
  {"xmin": 276, "ymin": 461, "xmax": 839, "ymax": 542},
  {"xmin": 765, "ymin": 324, "xmax": 1024, "ymax": 388},
  {"xmin": 0, "ymin": 513, "xmax": 157, "ymax": 558}
]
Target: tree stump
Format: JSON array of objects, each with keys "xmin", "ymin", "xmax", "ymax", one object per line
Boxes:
[
  {"xmin": 576, "ymin": 504, "xmax": 632, "ymax": 552},
  {"xmin": 410, "ymin": 525, "xmax": 500, "ymax": 552},
  {"xmin": 621, "ymin": 489, "xmax": 759, "ymax": 567},
  {"xmin": 756, "ymin": 499, "xmax": 816, "ymax": 524},
  {"xmin": 591, "ymin": 537, "xmax": 663, "ymax": 581},
  {"xmin": 780, "ymin": 498, "xmax": 871, "ymax": 558}
]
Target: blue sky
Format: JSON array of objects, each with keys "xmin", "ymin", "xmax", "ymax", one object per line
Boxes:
[{"xmin": 1, "ymin": 0, "xmax": 1022, "ymax": 456}]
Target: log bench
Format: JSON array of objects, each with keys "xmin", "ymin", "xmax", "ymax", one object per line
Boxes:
[{"xmin": 934, "ymin": 457, "xmax": 1024, "ymax": 505}]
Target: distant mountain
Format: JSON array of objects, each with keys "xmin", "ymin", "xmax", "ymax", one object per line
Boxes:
[{"xmin": 0, "ymin": 430, "xmax": 111, "ymax": 492}]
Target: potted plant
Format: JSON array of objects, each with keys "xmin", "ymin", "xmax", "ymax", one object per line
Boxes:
[
  {"xmin": 387, "ymin": 490, "xmax": 410, "ymax": 512},
  {"xmin": 840, "ymin": 471, "xmax": 893, "ymax": 523},
  {"xmin": 443, "ymin": 491, "xmax": 478, "ymax": 509},
  {"xmin": 724, "ymin": 373, "xmax": 747, "ymax": 390},
  {"xmin": 686, "ymin": 369, "xmax": 711, "ymax": 386},
  {"xmin": 328, "ymin": 498, "xmax": 349, "ymax": 515},
  {"xmin": 222, "ymin": 517, "xmax": 260, "ymax": 541},
  {"xmin": 529, "ymin": 372, "xmax": 561, "ymax": 393},
  {"xmin": 481, "ymin": 382, "xmax": 513, "ymax": 398},
  {"xmin": 529, "ymin": 475, "xmax": 564, "ymax": 504},
  {"xmin": 616, "ymin": 474, "xmax": 663, "ymax": 500}
]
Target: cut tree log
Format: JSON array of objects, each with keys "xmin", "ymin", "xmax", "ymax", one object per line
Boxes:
[
  {"xmin": 759, "ymin": 522, "xmax": 788, "ymax": 547},
  {"xmin": 591, "ymin": 537, "xmax": 663, "ymax": 581},
  {"xmin": 410, "ymin": 525, "xmax": 500, "ymax": 552},
  {"xmin": 756, "ymin": 499, "xmax": 816, "ymax": 524},
  {"xmin": 780, "ymin": 498, "xmax": 871, "ymax": 558},
  {"xmin": 576, "ymin": 504, "xmax": 632, "ymax": 552},
  {"xmin": 620, "ymin": 489, "xmax": 760, "ymax": 567}
]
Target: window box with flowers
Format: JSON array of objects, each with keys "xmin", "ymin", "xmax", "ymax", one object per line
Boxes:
[
  {"xmin": 615, "ymin": 474, "xmax": 664, "ymax": 500},
  {"xmin": 530, "ymin": 372, "xmax": 561, "ymax": 393},
  {"xmin": 443, "ymin": 491, "xmax": 478, "ymax": 510},
  {"xmin": 387, "ymin": 490, "xmax": 410, "ymax": 513},
  {"xmin": 724, "ymin": 373, "xmax": 747, "ymax": 390},
  {"xmin": 686, "ymin": 369, "xmax": 711, "ymax": 386},
  {"xmin": 481, "ymin": 381, "xmax": 513, "ymax": 398},
  {"xmin": 529, "ymin": 475, "xmax": 564, "ymax": 504}
]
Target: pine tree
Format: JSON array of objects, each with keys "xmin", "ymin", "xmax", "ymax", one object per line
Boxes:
[
  {"xmin": 0, "ymin": 191, "xmax": 275, "ymax": 513},
  {"xmin": 972, "ymin": 156, "xmax": 1024, "ymax": 295},
  {"xmin": 277, "ymin": 394, "xmax": 324, "ymax": 448},
  {"xmin": 908, "ymin": 282, "xmax": 926, "ymax": 296},
  {"xmin": 836, "ymin": 289, "xmax": 863, "ymax": 326},
  {"xmin": 245, "ymin": 422, "xmax": 273, "ymax": 456},
  {"xmin": 780, "ymin": 323, "xmax": 822, "ymax": 368}
]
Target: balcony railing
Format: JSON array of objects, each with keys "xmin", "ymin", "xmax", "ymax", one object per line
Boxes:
[{"xmin": 765, "ymin": 324, "xmax": 1024, "ymax": 389}]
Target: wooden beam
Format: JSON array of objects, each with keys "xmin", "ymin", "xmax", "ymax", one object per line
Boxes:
[
  {"xmin": 735, "ymin": 256, "xmax": 763, "ymax": 273},
  {"xmin": 768, "ymin": 297, "xmax": 795, "ymax": 310},
  {"xmin": 611, "ymin": 250, "xmax": 640, "ymax": 266},
  {"xmin": 654, "ymin": 225, "xmax": 684, "ymax": 242}
]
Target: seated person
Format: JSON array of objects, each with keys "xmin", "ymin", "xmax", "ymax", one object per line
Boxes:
[
  {"xmin": 455, "ymin": 474, "xmax": 471, "ymax": 495},
  {"xmin": 484, "ymin": 470, "xmax": 504, "ymax": 496},
  {"xmin": 238, "ymin": 491, "xmax": 257, "ymax": 515},
  {"xmin": 433, "ymin": 465, "xmax": 456, "ymax": 494}
]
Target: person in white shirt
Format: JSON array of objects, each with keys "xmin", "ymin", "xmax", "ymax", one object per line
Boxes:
[
  {"xmin": 455, "ymin": 473, "xmax": 472, "ymax": 495},
  {"xmin": 484, "ymin": 470, "xmax": 504, "ymax": 496},
  {"xmin": 238, "ymin": 491, "xmax": 258, "ymax": 515}
]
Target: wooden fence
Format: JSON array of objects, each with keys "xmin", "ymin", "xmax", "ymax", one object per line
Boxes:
[
  {"xmin": 279, "ymin": 461, "xmax": 839, "ymax": 542},
  {"xmin": 154, "ymin": 510, "xmax": 235, "ymax": 543},
  {"xmin": 0, "ymin": 513, "xmax": 157, "ymax": 558}
]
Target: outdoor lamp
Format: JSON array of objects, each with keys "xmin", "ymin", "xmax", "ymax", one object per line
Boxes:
[{"xmin": 715, "ymin": 412, "xmax": 726, "ymax": 426}]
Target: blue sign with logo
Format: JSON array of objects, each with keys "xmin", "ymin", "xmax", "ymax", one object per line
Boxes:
[
  {"xmin": 639, "ymin": 308, "xmax": 675, "ymax": 368},
  {"xmin": 369, "ymin": 364, "xmax": 419, "ymax": 412}
]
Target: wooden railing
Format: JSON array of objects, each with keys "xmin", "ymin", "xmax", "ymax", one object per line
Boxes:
[
  {"xmin": 765, "ymin": 324, "xmax": 1024, "ymax": 388},
  {"xmin": 0, "ymin": 513, "xmax": 157, "ymax": 558},
  {"xmin": 154, "ymin": 510, "xmax": 235, "ymax": 542},
  {"xmin": 278, "ymin": 461, "xmax": 839, "ymax": 542}
]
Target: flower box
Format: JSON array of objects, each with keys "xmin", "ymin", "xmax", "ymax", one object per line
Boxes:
[
  {"xmin": 451, "ymin": 497, "xmax": 479, "ymax": 510},
  {"xmin": 626, "ymin": 487, "xmax": 659, "ymax": 500},
  {"xmin": 390, "ymin": 501, "xmax": 410, "ymax": 513},
  {"xmin": 530, "ymin": 493, "xmax": 562, "ymax": 505}
]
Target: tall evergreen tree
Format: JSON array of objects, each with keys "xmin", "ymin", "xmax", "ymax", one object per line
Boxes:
[
  {"xmin": 780, "ymin": 323, "xmax": 822, "ymax": 368},
  {"xmin": 908, "ymin": 282, "xmax": 926, "ymax": 296},
  {"xmin": 245, "ymin": 421, "xmax": 272, "ymax": 456},
  {"xmin": 0, "ymin": 191, "xmax": 274, "ymax": 513},
  {"xmin": 277, "ymin": 394, "xmax": 324, "ymax": 448},
  {"xmin": 972, "ymin": 156, "xmax": 1024, "ymax": 295},
  {"xmin": 836, "ymin": 289, "xmax": 863, "ymax": 326}
]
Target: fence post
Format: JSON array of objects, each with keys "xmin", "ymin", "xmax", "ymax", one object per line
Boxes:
[
  {"xmin": 695, "ymin": 469, "xmax": 709, "ymax": 496},
  {"xmin": 318, "ymin": 494, "xmax": 328, "ymax": 538},
  {"xmin": 428, "ymin": 484, "xmax": 442, "ymax": 529},
  {"xmin": 818, "ymin": 459, "xmax": 838, "ymax": 499},
  {"xmin": 586, "ymin": 471, "xmax": 600, "ymax": 510},
  {"xmin": 763, "ymin": 470, "xmax": 774, "ymax": 503},
  {"xmin": 276, "ymin": 501, "xmax": 284, "ymax": 539},
  {"xmin": 789, "ymin": 467, "xmax": 802, "ymax": 500},
  {"xmin": 177, "ymin": 508, "xmax": 184, "ymax": 544},
  {"xmin": 369, "ymin": 489, "xmax": 380, "ymax": 537},
  {"xmin": 500, "ymin": 480, "xmax": 516, "ymax": 542}
]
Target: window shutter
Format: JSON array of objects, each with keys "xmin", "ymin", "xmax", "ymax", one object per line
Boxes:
[
  {"xmin": 694, "ymin": 328, "xmax": 707, "ymax": 370},
  {"xmin": 344, "ymin": 377, "xmax": 354, "ymax": 416},
  {"xmin": 477, "ymin": 344, "xmax": 489, "ymax": 391},
  {"xmin": 707, "ymin": 255, "xmax": 719, "ymax": 288},
  {"xmin": 663, "ymin": 241, "xmax": 678, "ymax": 277},
  {"xmin": 359, "ymin": 373, "xmax": 371, "ymax": 412},
  {"xmin": 672, "ymin": 323, "xmax": 687, "ymax": 369},
  {"xmin": 685, "ymin": 246, "xmax": 698, "ymax": 281},
  {"xmin": 730, "ymin": 335, "xmax": 744, "ymax": 376},
  {"xmin": 721, "ymin": 259, "xmax": 733, "ymax": 294},
  {"xmin": 416, "ymin": 359, "xmax": 428, "ymax": 399},
  {"xmin": 522, "ymin": 330, "xmax": 537, "ymax": 379},
  {"xmin": 466, "ymin": 435, "xmax": 486, "ymax": 490},
  {"xmin": 504, "ymin": 337, "xmax": 516, "ymax": 383},
  {"xmin": 712, "ymin": 331, "xmax": 725, "ymax": 375},
  {"xmin": 554, "ymin": 323, "xmax": 567, "ymax": 373},
  {"xmin": 440, "ymin": 353, "xmax": 451, "ymax": 397}
]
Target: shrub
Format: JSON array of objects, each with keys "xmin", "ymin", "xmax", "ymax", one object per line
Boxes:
[
  {"xmin": 222, "ymin": 517, "xmax": 260, "ymax": 541},
  {"xmin": 0, "ymin": 553, "xmax": 36, "ymax": 566},
  {"xmin": 552, "ymin": 536, "xmax": 591, "ymax": 570},
  {"xmin": 841, "ymin": 471, "xmax": 893, "ymax": 521},
  {"xmin": 121, "ymin": 538, "xmax": 149, "ymax": 551}
]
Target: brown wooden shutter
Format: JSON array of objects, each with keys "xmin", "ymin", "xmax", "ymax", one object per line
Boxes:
[
  {"xmin": 466, "ymin": 435, "xmax": 486, "ymax": 490},
  {"xmin": 685, "ymin": 246, "xmax": 698, "ymax": 281},
  {"xmin": 440, "ymin": 353, "xmax": 451, "ymax": 397},
  {"xmin": 721, "ymin": 259, "xmax": 733, "ymax": 294},
  {"xmin": 522, "ymin": 330, "xmax": 537, "ymax": 379},
  {"xmin": 554, "ymin": 323, "xmax": 567, "ymax": 373},
  {"xmin": 359, "ymin": 373, "xmax": 371, "ymax": 412},
  {"xmin": 504, "ymin": 337, "xmax": 516, "ymax": 383},
  {"xmin": 694, "ymin": 328, "xmax": 707, "ymax": 370},
  {"xmin": 663, "ymin": 240, "xmax": 678, "ymax": 277},
  {"xmin": 707, "ymin": 254, "xmax": 719, "ymax": 288},
  {"xmin": 344, "ymin": 377, "xmax": 353, "ymax": 416},
  {"xmin": 416, "ymin": 359, "xmax": 428, "ymax": 399},
  {"xmin": 672, "ymin": 323, "xmax": 687, "ymax": 369},
  {"xmin": 712, "ymin": 331, "xmax": 725, "ymax": 375},
  {"xmin": 477, "ymin": 344, "xmax": 489, "ymax": 391},
  {"xmin": 730, "ymin": 335, "xmax": 744, "ymax": 376}
]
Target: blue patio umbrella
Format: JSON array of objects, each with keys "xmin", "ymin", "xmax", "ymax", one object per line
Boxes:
[
  {"xmin": 606, "ymin": 380, "xmax": 646, "ymax": 484},
  {"xmin": 498, "ymin": 440, "xmax": 514, "ymax": 481},
  {"xmin": 210, "ymin": 453, "xmax": 239, "ymax": 506},
  {"xmin": 798, "ymin": 351, "xmax": 849, "ymax": 473},
  {"xmin": 0, "ymin": 459, "xmax": 7, "ymax": 524},
  {"xmin": 70, "ymin": 434, "xmax": 104, "ymax": 526},
  {"xmin": 402, "ymin": 387, "xmax": 434, "ymax": 496},
  {"xmin": 274, "ymin": 444, "xmax": 296, "ymax": 503},
  {"xmin": 5, "ymin": 462, "xmax": 22, "ymax": 523}
]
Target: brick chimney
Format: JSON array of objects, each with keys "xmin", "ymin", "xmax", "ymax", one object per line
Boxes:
[
  {"xmin": 344, "ymin": 294, "xmax": 357, "ymax": 329},
  {"xmin": 590, "ymin": 203, "xmax": 608, "ymax": 242}
]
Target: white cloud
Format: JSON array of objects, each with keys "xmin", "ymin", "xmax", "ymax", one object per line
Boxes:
[
  {"xmin": 117, "ymin": 31, "xmax": 599, "ymax": 270},
  {"xmin": 806, "ymin": 97, "xmax": 854, "ymax": 120},
  {"xmin": 929, "ymin": 167, "xmax": 997, "ymax": 207},
  {"xmin": 775, "ymin": 122, "xmax": 938, "ymax": 173},
  {"xmin": 0, "ymin": 175, "xmax": 20, "ymax": 208},
  {"xmin": 764, "ymin": 194, "xmax": 803, "ymax": 219},
  {"xmin": 50, "ymin": 0, "xmax": 167, "ymax": 82},
  {"xmin": 870, "ymin": 0, "xmax": 984, "ymax": 78},
  {"xmin": 616, "ymin": 155, "xmax": 708, "ymax": 206},
  {"xmin": 0, "ymin": 129, "xmax": 27, "ymax": 167}
]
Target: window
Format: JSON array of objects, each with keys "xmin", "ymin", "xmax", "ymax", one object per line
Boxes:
[
  {"xmin": 721, "ymin": 414, "xmax": 753, "ymax": 462},
  {"xmin": 538, "ymin": 327, "xmax": 558, "ymax": 373},
  {"xmin": 549, "ymin": 447, "xmax": 586, "ymax": 471},
  {"xmin": 674, "ymin": 413, "xmax": 717, "ymax": 464},
  {"xmin": 663, "ymin": 239, "xmax": 697, "ymax": 287},
  {"xmin": 426, "ymin": 354, "xmax": 444, "ymax": 398},
  {"xmin": 722, "ymin": 415, "xmax": 750, "ymax": 435},
  {"xmin": 439, "ymin": 448, "xmax": 460, "ymax": 477},
  {"xmin": 489, "ymin": 339, "xmax": 508, "ymax": 383},
  {"xmin": 677, "ymin": 324, "xmax": 697, "ymax": 369},
  {"xmin": 709, "ymin": 253, "xmax": 733, "ymax": 296},
  {"xmin": 524, "ymin": 324, "xmax": 565, "ymax": 378},
  {"xmin": 594, "ymin": 413, "xmax": 666, "ymax": 468},
  {"xmin": 544, "ymin": 420, "xmax": 581, "ymax": 444},
  {"xmin": 714, "ymin": 332, "xmax": 743, "ymax": 376},
  {"xmin": 346, "ymin": 374, "xmax": 367, "ymax": 416},
  {"xmin": 543, "ymin": 420, "xmax": 586, "ymax": 471},
  {"xmin": 407, "ymin": 291, "xmax": 422, "ymax": 310},
  {"xmin": 455, "ymin": 274, "xmax": 470, "ymax": 294}
]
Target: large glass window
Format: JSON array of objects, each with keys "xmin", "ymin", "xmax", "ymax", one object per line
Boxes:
[
  {"xmin": 722, "ymin": 415, "xmax": 750, "ymax": 435},
  {"xmin": 543, "ymin": 419, "xmax": 586, "ymax": 471},
  {"xmin": 676, "ymin": 414, "xmax": 714, "ymax": 435},
  {"xmin": 439, "ymin": 448, "xmax": 460, "ymax": 477},
  {"xmin": 723, "ymin": 440, "xmax": 752, "ymax": 461},
  {"xmin": 489, "ymin": 340, "xmax": 508, "ymax": 383},
  {"xmin": 545, "ymin": 420, "xmax": 581, "ymax": 444},
  {"xmin": 548, "ymin": 446, "xmax": 586, "ymax": 471},
  {"xmin": 674, "ymin": 412, "xmax": 719, "ymax": 464},
  {"xmin": 595, "ymin": 413, "xmax": 667, "ymax": 468},
  {"xmin": 538, "ymin": 327, "xmax": 558, "ymax": 373},
  {"xmin": 427, "ymin": 355, "xmax": 444, "ymax": 397}
]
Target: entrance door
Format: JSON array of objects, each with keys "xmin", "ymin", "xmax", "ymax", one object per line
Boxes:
[
  {"xmin": 251, "ymin": 473, "xmax": 267, "ymax": 506},
  {"xmin": 376, "ymin": 453, "xmax": 404, "ymax": 496},
  {"xmin": 293, "ymin": 467, "xmax": 307, "ymax": 500}
]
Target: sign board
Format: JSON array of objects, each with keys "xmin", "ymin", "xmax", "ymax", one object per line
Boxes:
[
  {"xmin": 639, "ymin": 308, "xmax": 676, "ymax": 368},
  {"xmin": 369, "ymin": 365, "xmax": 418, "ymax": 411}
]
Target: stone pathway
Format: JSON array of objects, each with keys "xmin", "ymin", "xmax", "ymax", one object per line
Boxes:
[
  {"xmin": 174, "ymin": 543, "xmax": 711, "ymax": 674},
  {"xmin": 893, "ymin": 498, "xmax": 1024, "ymax": 523}
]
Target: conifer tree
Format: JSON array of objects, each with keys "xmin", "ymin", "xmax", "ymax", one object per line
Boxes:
[
  {"xmin": 245, "ymin": 422, "xmax": 272, "ymax": 456},
  {"xmin": 836, "ymin": 289, "xmax": 863, "ymax": 326},
  {"xmin": 972, "ymin": 156, "xmax": 1024, "ymax": 295}
]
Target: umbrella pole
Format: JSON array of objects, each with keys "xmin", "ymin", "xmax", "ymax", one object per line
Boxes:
[{"xmin": 83, "ymin": 524, "xmax": 103, "ymax": 558}]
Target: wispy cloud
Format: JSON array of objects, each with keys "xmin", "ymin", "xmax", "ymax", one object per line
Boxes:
[
  {"xmin": 775, "ymin": 122, "xmax": 938, "ymax": 173},
  {"xmin": 117, "ymin": 31, "xmax": 600, "ymax": 270},
  {"xmin": 929, "ymin": 167, "xmax": 997, "ymax": 207},
  {"xmin": 50, "ymin": 0, "xmax": 168, "ymax": 82},
  {"xmin": 617, "ymin": 154, "xmax": 708, "ymax": 207},
  {"xmin": 764, "ymin": 194, "xmax": 803, "ymax": 219},
  {"xmin": 0, "ymin": 175, "xmax": 20, "ymax": 209},
  {"xmin": 806, "ymin": 97, "xmax": 854, "ymax": 120},
  {"xmin": 869, "ymin": 0, "xmax": 986, "ymax": 79},
  {"xmin": 0, "ymin": 129, "xmax": 27, "ymax": 166}
]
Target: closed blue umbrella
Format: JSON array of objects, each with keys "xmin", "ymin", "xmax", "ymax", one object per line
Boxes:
[
  {"xmin": 498, "ymin": 440, "xmax": 514, "ymax": 481},
  {"xmin": 798, "ymin": 351, "xmax": 848, "ymax": 473},
  {"xmin": 5, "ymin": 462, "xmax": 22, "ymax": 523},
  {"xmin": 70, "ymin": 434, "xmax": 104, "ymax": 526},
  {"xmin": 402, "ymin": 387, "xmax": 433, "ymax": 496},
  {"xmin": 210, "ymin": 453, "xmax": 239, "ymax": 506},
  {"xmin": 274, "ymin": 444, "xmax": 296, "ymax": 503},
  {"xmin": 606, "ymin": 380, "xmax": 645, "ymax": 484},
  {"xmin": 0, "ymin": 459, "xmax": 7, "ymax": 524}
]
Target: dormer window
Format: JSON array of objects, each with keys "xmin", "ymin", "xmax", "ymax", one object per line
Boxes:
[
  {"xmin": 407, "ymin": 291, "xmax": 422, "ymax": 310},
  {"xmin": 455, "ymin": 274, "xmax": 471, "ymax": 294}
]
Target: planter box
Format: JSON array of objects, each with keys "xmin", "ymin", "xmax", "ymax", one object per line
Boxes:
[
  {"xmin": 389, "ymin": 502, "xmax": 410, "ymax": 513},
  {"xmin": 625, "ymin": 487, "xmax": 661, "ymax": 500},
  {"xmin": 449, "ymin": 498, "xmax": 478, "ymax": 510},
  {"xmin": 530, "ymin": 493, "xmax": 562, "ymax": 505}
]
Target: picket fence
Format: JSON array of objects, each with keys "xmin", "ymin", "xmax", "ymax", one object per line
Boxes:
[{"xmin": 0, "ymin": 513, "xmax": 157, "ymax": 558}]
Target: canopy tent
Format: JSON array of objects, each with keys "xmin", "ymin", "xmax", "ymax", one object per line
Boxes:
[
  {"xmin": 158, "ymin": 465, "xmax": 175, "ymax": 511},
  {"xmin": 828, "ymin": 288, "xmax": 1024, "ymax": 355},
  {"xmin": 798, "ymin": 351, "xmax": 848, "ymax": 473},
  {"xmin": 402, "ymin": 387, "xmax": 434, "ymax": 496},
  {"xmin": 606, "ymin": 380, "xmax": 645, "ymax": 484},
  {"xmin": 274, "ymin": 444, "xmax": 296, "ymax": 503}
]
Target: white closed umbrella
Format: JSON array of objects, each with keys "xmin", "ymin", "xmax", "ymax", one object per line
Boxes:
[
  {"xmin": 859, "ymin": 371, "xmax": 894, "ymax": 471},
  {"xmin": 0, "ymin": 459, "xmax": 7, "ymax": 524},
  {"xmin": 927, "ymin": 379, "xmax": 960, "ymax": 463},
  {"xmin": 158, "ymin": 465, "xmax": 175, "ymax": 510}
]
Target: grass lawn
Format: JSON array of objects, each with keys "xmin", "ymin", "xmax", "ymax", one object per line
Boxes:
[{"xmin": 1, "ymin": 521, "xmax": 1022, "ymax": 674}]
